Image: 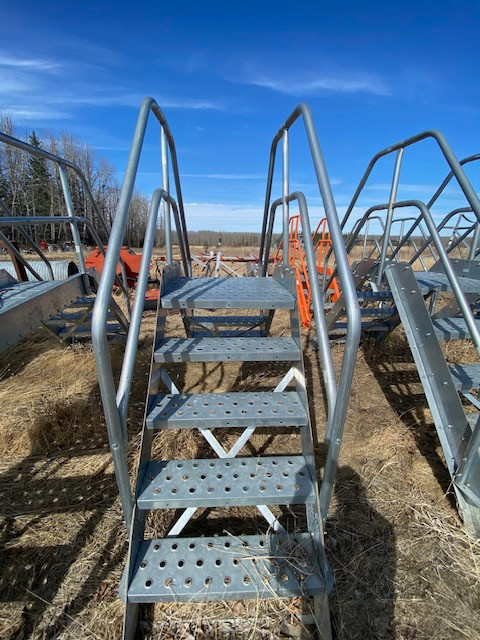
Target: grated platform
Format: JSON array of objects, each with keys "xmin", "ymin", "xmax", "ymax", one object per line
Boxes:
[{"xmin": 155, "ymin": 337, "xmax": 300, "ymax": 363}]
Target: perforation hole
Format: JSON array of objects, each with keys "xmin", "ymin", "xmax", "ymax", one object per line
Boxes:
[
  {"xmin": 159, "ymin": 561, "xmax": 166, "ymax": 568},
  {"xmin": 140, "ymin": 561, "xmax": 147, "ymax": 569},
  {"xmin": 224, "ymin": 576, "xmax": 231, "ymax": 585},
  {"xmin": 185, "ymin": 578, "xmax": 192, "ymax": 587},
  {"xmin": 196, "ymin": 560, "xmax": 203, "ymax": 567},
  {"xmin": 225, "ymin": 487, "xmax": 231, "ymax": 492},
  {"xmin": 205, "ymin": 577, "xmax": 212, "ymax": 586},
  {"xmin": 215, "ymin": 559, "xmax": 222, "ymax": 566},
  {"xmin": 189, "ymin": 488, "xmax": 195, "ymax": 493},
  {"xmin": 165, "ymin": 578, "xmax": 172, "ymax": 588},
  {"xmin": 153, "ymin": 544, "xmax": 160, "ymax": 551},
  {"xmin": 145, "ymin": 579, "xmax": 152, "ymax": 588},
  {"xmin": 178, "ymin": 560, "xmax": 184, "ymax": 568},
  {"xmin": 189, "ymin": 543, "xmax": 196, "ymax": 549},
  {"xmin": 243, "ymin": 576, "xmax": 251, "ymax": 584},
  {"xmin": 225, "ymin": 541, "xmax": 231, "ymax": 548},
  {"xmin": 172, "ymin": 543, "xmax": 178, "ymax": 550}
]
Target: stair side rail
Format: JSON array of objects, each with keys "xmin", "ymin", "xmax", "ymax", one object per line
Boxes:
[
  {"xmin": 91, "ymin": 98, "xmax": 191, "ymax": 530},
  {"xmin": 258, "ymin": 103, "xmax": 362, "ymax": 524},
  {"xmin": 0, "ymin": 132, "xmax": 130, "ymax": 300}
]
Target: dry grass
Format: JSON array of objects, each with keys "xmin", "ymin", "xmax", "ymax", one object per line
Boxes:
[{"xmin": 0, "ymin": 269, "xmax": 479, "ymax": 638}]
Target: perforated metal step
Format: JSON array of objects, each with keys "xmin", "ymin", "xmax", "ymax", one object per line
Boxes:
[
  {"xmin": 146, "ymin": 391, "xmax": 307, "ymax": 429},
  {"xmin": 126, "ymin": 532, "xmax": 329, "ymax": 603},
  {"xmin": 415, "ymin": 271, "xmax": 480, "ymax": 294},
  {"xmin": 155, "ymin": 337, "xmax": 300, "ymax": 363},
  {"xmin": 161, "ymin": 276, "xmax": 295, "ymax": 309},
  {"xmin": 432, "ymin": 317, "xmax": 480, "ymax": 340},
  {"xmin": 360, "ymin": 307, "xmax": 397, "ymax": 317},
  {"xmin": 138, "ymin": 455, "xmax": 315, "ymax": 509},
  {"xmin": 190, "ymin": 314, "xmax": 266, "ymax": 327},
  {"xmin": 449, "ymin": 364, "xmax": 480, "ymax": 391}
]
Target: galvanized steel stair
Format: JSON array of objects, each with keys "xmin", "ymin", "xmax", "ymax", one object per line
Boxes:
[
  {"xmin": 122, "ymin": 264, "xmax": 332, "ymax": 639},
  {"xmin": 384, "ymin": 261, "xmax": 480, "ymax": 537}
]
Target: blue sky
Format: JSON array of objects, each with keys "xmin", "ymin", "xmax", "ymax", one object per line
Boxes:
[{"xmin": 1, "ymin": 1, "xmax": 479, "ymax": 232}]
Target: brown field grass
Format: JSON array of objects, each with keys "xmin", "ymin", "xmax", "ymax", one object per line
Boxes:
[{"xmin": 0, "ymin": 249, "xmax": 479, "ymax": 639}]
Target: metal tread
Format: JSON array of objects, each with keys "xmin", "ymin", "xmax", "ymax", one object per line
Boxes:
[
  {"xmin": 415, "ymin": 271, "xmax": 480, "ymax": 294},
  {"xmin": 137, "ymin": 455, "xmax": 315, "ymax": 509},
  {"xmin": 356, "ymin": 290, "xmax": 394, "ymax": 301},
  {"xmin": 190, "ymin": 314, "xmax": 266, "ymax": 327},
  {"xmin": 449, "ymin": 363, "xmax": 480, "ymax": 391},
  {"xmin": 154, "ymin": 337, "xmax": 300, "ymax": 363},
  {"xmin": 126, "ymin": 532, "xmax": 329, "ymax": 603},
  {"xmin": 432, "ymin": 316, "xmax": 480, "ymax": 340},
  {"xmin": 146, "ymin": 391, "xmax": 307, "ymax": 429},
  {"xmin": 161, "ymin": 276, "xmax": 295, "ymax": 309}
]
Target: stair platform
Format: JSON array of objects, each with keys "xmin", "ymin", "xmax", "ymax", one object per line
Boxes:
[
  {"xmin": 138, "ymin": 455, "xmax": 315, "ymax": 509},
  {"xmin": 161, "ymin": 276, "xmax": 295, "ymax": 309},
  {"xmin": 0, "ymin": 274, "xmax": 85, "ymax": 353},
  {"xmin": 155, "ymin": 337, "xmax": 300, "ymax": 363},
  {"xmin": 127, "ymin": 532, "xmax": 329, "ymax": 603},
  {"xmin": 147, "ymin": 391, "xmax": 308, "ymax": 429},
  {"xmin": 190, "ymin": 314, "xmax": 266, "ymax": 327}
]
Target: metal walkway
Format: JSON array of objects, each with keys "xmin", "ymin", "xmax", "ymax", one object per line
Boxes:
[{"xmin": 0, "ymin": 133, "xmax": 130, "ymax": 352}]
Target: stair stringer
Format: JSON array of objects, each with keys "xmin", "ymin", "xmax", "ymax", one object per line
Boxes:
[{"xmin": 385, "ymin": 262, "xmax": 480, "ymax": 537}]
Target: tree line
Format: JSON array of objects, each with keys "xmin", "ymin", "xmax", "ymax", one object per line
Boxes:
[{"xmin": 0, "ymin": 114, "xmax": 155, "ymax": 247}]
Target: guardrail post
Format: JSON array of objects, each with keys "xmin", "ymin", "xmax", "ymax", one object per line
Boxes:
[
  {"xmin": 377, "ymin": 148, "xmax": 404, "ymax": 286},
  {"xmin": 58, "ymin": 164, "xmax": 89, "ymax": 291},
  {"xmin": 161, "ymin": 127, "xmax": 173, "ymax": 266},
  {"xmin": 282, "ymin": 129, "xmax": 289, "ymax": 264}
]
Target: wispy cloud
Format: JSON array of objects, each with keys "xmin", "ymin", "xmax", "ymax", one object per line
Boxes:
[
  {"xmin": 247, "ymin": 71, "xmax": 390, "ymax": 97},
  {"xmin": 0, "ymin": 54, "xmax": 60, "ymax": 72},
  {"xmin": 0, "ymin": 49, "xmax": 224, "ymax": 123}
]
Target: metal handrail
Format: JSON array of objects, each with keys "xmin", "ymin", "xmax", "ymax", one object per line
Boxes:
[
  {"xmin": 323, "ymin": 137, "xmax": 480, "ymax": 277},
  {"xmin": 91, "ymin": 98, "xmax": 191, "ymax": 529},
  {"xmin": 0, "ymin": 133, "xmax": 131, "ymax": 300},
  {"xmin": 257, "ymin": 103, "xmax": 362, "ymax": 523}
]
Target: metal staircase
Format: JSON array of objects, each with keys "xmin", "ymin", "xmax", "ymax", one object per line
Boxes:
[
  {"xmin": 123, "ymin": 263, "xmax": 332, "ymax": 638},
  {"xmin": 0, "ymin": 132, "xmax": 129, "ymax": 352},
  {"xmin": 320, "ymin": 135, "xmax": 480, "ymax": 536},
  {"xmin": 91, "ymin": 99, "xmax": 360, "ymax": 638}
]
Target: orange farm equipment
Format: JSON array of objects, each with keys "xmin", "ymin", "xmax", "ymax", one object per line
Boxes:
[{"xmin": 273, "ymin": 216, "xmax": 342, "ymax": 327}]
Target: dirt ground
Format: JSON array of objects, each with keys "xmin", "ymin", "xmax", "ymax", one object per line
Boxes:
[{"xmin": 0, "ymin": 252, "xmax": 479, "ymax": 639}]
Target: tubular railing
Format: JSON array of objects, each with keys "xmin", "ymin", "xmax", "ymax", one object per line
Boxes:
[
  {"xmin": 0, "ymin": 132, "xmax": 130, "ymax": 301},
  {"xmin": 258, "ymin": 104, "xmax": 361, "ymax": 522},
  {"xmin": 91, "ymin": 98, "xmax": 191, "ymax": 529},
  {"xmin": 323, "ymin": 137, "xmax": 480, "ymax": 286}
]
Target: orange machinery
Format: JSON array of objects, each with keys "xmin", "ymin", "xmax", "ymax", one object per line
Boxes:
[{"xmin": 273, "ymin": 216, "xmax": 342, "ymax": 327}]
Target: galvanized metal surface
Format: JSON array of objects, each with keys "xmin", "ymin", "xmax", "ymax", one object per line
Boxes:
[
  {"xmin": 147, "ymin": 391, "xmax": 307, "ymax": 429},
  {"xmin": 154, "ymin": 336, "xmax": 300, "ymax": 363},
  {"xmin": 127, "ymin": 533, "xmax": 330, "ymax": 603},
  {"xmin": 161, "ymin": 276, "xmax": 295, "ymax": 309},
  {"xmin": 433, "ymin": 317, "xmax": 480, "ymax": 341},
  {"xmin": 415, "ymin": 271, "xmax": 480, "ymax": 294},
  {"xmin": 0, "ymin": 274, "xmax": 85, "ymax": 353},
  {"xmin": 0, "ymin": 260, "xmax": 78, "ymax": 282},
  {"xmin": 386, "ymin": 262, "xmax": 480, "ymax": 534},
  {"xmin": 137, "ymin": 456, "xmax": 315, "ymax": 509}
]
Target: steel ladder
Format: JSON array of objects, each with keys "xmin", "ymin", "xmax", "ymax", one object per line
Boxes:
[{"xmin": 122, "ymin": 263, "xmax": 332, "ymax": 639}]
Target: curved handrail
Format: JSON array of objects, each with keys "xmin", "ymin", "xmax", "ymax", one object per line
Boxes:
[
  {"xmin": 0, "ymin": 132, "xmax": 110, "ymax": 240},
  {"xmin": 256, "ymin": 104, "xmax": 361, "ymax": 522},
  {"xmin": 322, "ymin": 138, "xmax": 480, "ymax": 276},
  {"xmin": 91, "ymin": 98, "xmax": 192, "ymax": 529}
]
